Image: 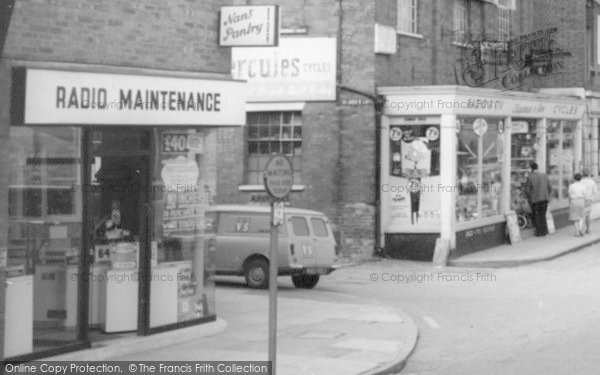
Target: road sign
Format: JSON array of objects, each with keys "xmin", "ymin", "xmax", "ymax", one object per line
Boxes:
[
  {"xmin": 273, "ymin": 202, "xmax": 285, "ymax": 226},
  {"xmin": 264, "ymin": 154, "xmax": 294, "ymax": 199}
]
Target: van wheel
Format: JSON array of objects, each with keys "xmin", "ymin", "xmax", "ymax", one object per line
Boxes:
[
  {"xmin": 244, "ymin": 258, "xmax": 269, "ymax": 289},
  {"xmin": 291, "ymin": 274, "xmax": 320, "ymax": 289}
]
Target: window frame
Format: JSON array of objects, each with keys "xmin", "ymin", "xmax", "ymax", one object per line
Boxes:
[
  {"xmin": 246, "ymin": 111, "xmax": 303, "ymax": 185},
  {"xmin": 397, "ymin": 0, "xmax": 419, "ymax": 36},
  {"xmin": 453, "ymin": 0, "xmax": 468, "ymax": 43},
  {"xmin": 497, "ymin": 0, "xmax": 512, "ymax": 41}
]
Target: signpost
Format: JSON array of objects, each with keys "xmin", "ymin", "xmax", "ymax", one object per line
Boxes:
[{"xmin": 263, "ymin": 154, "xmax": 293, "ymax": 375}]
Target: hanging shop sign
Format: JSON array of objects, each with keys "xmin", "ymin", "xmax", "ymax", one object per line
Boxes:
[
  {"xmin": 13, "ymin": 68, "xmax": 246, "ymax": 126},
  {"xmin": 231, "ymin": 37, "xmax": 337, "ymax": 102},
  {"xmin": 219, "ymin": 5, "xmax": 279, "ymax": 47}
]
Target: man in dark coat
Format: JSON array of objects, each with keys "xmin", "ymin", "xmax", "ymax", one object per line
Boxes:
[{"xmin": 524, "ymin": 162, "xmax": 553, "ymax": 236}]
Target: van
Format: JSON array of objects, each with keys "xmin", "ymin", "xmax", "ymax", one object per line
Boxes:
[{"xmin": 205, "ymin": 205, "xmax": 340, "ymax": 289}]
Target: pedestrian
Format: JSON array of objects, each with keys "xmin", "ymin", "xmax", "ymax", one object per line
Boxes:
[
  {"xmin": 524, "ymin": 162, "xmax": 552, "ymax": 236},
  {"xmin": 568, "ymin": 173, "xmax": 587, "ymax": 237},
  {"xmin": 580, "ymin": 168, "xmax": 598, "ymax": 234}
]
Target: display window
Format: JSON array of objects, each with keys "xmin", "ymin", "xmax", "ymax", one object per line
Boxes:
[
  {"xmin": 547, "ymin": 120, "xmax": 576, "ymax": 207},
  {"xmin": 148, "ymin": 128, "xmax": 216, "ymax": 328},
  {"xmin": 387, "ymin": 122, "xmax": 441, "ymax": 228},
  {"xmin": 509, "ymin": 119, "xmax": 540, "ymax": 214},
  {"xmin": 456, "ymin": 117, "xmax": 504, "ymax": 222},
  {"xmin": 6, "ymin": 126, "xmax": 83, "ymax": 357}
]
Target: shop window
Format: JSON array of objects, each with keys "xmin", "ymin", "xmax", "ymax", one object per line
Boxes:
[
  {"xmin": 149, "ymin": 128, "xmax": 216, "ymax": 328},
  {"xmin": 388, "ymin": 123, "xmax": 441, "ymax": 227},
  {"xmin": 510, "ymin": 119, "xmax": 539, "ymax": 213},
  {"xmin": 6, "ymin": 126, "xmax": 82, "ymax": 357},
  {"xmin": 454, "ymin": 0, "xmax": 468, "ymax": 42},
  {"xmin": 247, "ymin": 112, "xmax": 302, "ymax": 185},
  {"xmin": 547, "ymin": 120, "xmax": 576, "ymax": 207},
  {"xmin": 456, "ymin": 117, "xmax": 503, "ymax": 222},
  {"xmin": 397, "ymin": 0, "xmax": 418, "ymax": 35}
]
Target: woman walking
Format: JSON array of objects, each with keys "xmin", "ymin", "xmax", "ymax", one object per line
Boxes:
[{"xmin": 568, "ymin": 173, "xmax": 588, "ymax": 236}]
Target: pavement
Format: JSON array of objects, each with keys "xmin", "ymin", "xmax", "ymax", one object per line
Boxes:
[
  {"xmin": 449, "ymin": 218, "xmax": 600, "ymax": 268},
  {"xmin": 45, "ymin": 282, "xmax": 419, "ymax": 375}
]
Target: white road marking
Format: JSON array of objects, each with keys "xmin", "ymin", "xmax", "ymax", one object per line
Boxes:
[{"xmin": 423, "ymin": 316, "xmax": 440, "ymax": 329}]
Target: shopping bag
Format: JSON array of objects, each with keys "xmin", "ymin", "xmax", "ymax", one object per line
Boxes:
[{"xmin": 546, "ymin": 208, "xmax": 556, "ymax": 234}]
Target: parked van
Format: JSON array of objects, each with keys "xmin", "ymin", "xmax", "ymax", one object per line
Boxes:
[{"xmin": 205, "ymin": 205, "xmax": 340, "ymax": 289}]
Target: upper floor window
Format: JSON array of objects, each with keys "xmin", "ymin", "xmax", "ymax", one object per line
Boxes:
[
  {"xmin": 454, "ymin": 0, "xmax": 468, "ymax": 42},
  {"xmin": 247, "ymin": 112, "xmax": 302, "ymax": 185},
  {"xmin": 498, "ymin": 0, "xmax": 513, "ymax": 41},
  {"xmin": 397, "ymin": 0, "xmax": 418, "ymax": 35}
]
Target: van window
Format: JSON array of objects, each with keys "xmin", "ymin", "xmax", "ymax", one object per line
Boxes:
[
  {"xmin": 220, "ymin": 213, "xmax": 271, "ymax": 234},
  {"xmin": 291, "ymin": 216, "xmax": 310, "ymax": 236},
  {"xmin": 203, "ymin": 211, "xmax": 218, "ymax": 234},
  {"xmin": 311, "ymin": 217, "xmax": 329, "ymax": 237}
]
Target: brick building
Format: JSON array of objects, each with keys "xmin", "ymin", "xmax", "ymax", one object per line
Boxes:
[
  {"xmin": 216, "ymin": 0, "xmax": 586, "ymax": 261},
  {"xmin": 0, "ymin": 0, "xmax": 245, "ymax": 360}
]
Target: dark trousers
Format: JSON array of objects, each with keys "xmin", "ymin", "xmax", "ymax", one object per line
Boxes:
[{"xmin": 531, "ymin": 200, "xmax": 549, "ymax": 236}]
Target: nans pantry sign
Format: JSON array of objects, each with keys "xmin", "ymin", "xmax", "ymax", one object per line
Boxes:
[
  {"xmin": 13, "ymin": 69, "xmax": 246, "ymax": 126},
  {"xmin": 219, "ymin": 5, "xmax": 279, "ymax": 47}
]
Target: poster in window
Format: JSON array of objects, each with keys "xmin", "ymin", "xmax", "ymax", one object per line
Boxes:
[{"xmin": 388, "ymin": 125, "xmax": 441, "ymax": 228}]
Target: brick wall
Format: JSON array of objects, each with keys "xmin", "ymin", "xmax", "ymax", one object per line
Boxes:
[
  {"xmin": 376, "ymin": 0, "xmax": 535, "ymax": 90},
  {"xmin": 3, "ymin": 0, "xmax": 231, "ymax": 73},
  {"xmin": 531, "ymin": 0, "xmax": 587, "ymax": 89},
  {"xmin": 215, "ymin": 0, "xmax": 378, "ymax": 258}
]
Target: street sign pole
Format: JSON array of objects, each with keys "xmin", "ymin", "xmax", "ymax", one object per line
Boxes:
[
  {"xmin": 263, "ymin": 153, "xmax": 293, "ymax": 375},
  {"xmin": 268, "ymin": 199, "xmax": 278, "ymax": 374}
]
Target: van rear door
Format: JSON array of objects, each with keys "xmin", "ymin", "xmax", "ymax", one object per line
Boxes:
[
  {"xmin": 309, "ymin": 216, "xmax": 337, "ymax": 267},
  {"xmin": 289, "ymin": 216, "xmax": 317, "ymax": 267}
]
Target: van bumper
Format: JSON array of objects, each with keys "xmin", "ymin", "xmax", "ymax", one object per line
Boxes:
[{"xmin": 285, "ymin": 265, "xmax": 341, "ymax": 276}]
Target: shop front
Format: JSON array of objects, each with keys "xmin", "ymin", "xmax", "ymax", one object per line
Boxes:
[
  {"xmin": 378, "ymin": 86, "xmax": 585, "ymax": 260},
  {"xmin": 3, "ymin": 67, "xmax": 245, "ymax": 359}
]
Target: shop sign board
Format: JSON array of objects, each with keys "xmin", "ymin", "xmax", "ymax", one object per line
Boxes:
[
  {"xmin": 219, "ymin": 5, "xmax": 279, "ymax": 47},
  {"xmin": 231, "ymin": 37, "xmax": 337, "ymax": 102},
  {"xmin": 264, "ymin": 154, "xmax": 293, "ymax": 199},
  {"xmin": 381, "ymin": 93, "xmax": 585, "ymax": 120},
  {"xmin": 15, "ymin": 68, "xmax": 246, "ymax": 126}
]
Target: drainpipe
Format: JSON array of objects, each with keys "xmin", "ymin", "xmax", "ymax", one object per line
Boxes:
[
  {"xmin": 0, "ymin": 1, "xmax": 15, "ymax": 57},
  {"xmin": 337, "ymin": 85, "xmax": 384, "ymax": 253}
]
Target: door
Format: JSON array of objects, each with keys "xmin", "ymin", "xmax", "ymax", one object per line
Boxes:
[
  {"xmin": 84, "ymin": 128, "xmax": 150, "ymax": 335},
  {"xmin": 309, "ymin": 216, "xmax": 336, "ymax": 266},
  {"xmin": 289, "ymin": 216, "xmax": 317, "ymax": 267}
]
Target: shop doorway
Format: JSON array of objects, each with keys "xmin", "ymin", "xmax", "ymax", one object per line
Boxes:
[{"xmin": 84, "ymin": 128, "xmax": 151, "ymax": 339}]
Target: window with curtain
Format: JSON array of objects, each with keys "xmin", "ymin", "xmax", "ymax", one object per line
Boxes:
[
  {"xmin": 397, "ymin": 0, "xmax": 418, "ymax": 35},
  {"xmin": 247, "ymin": 112, "xmax": 302, "ymax": 185}
]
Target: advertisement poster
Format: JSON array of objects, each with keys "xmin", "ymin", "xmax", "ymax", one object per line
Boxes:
[{"xmin": 388, "ymin": 125, "xmax": 441, "ymax": 229}]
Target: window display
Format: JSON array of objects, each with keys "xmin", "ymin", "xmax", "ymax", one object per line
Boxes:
[
  {"xmin": 547, "ymin": 120, "xmax": 576, "ymax": 207},
  {"xmin": 456, "ymin": 117, "xmax": 503, "ymax": 222},
  {"xmin": 510, "ymin": 119, "xmax": 539, "ymax": 217},
  {"xmin": 388, "ymin": 123, "xmax": 441, "ymax": 227},
  {"xmin": 6, "ymin": 126, "xmax": 82, "ymax": 355},
  {"xmin": 149, "ymin": 128, "xmax": 217, "ymax": 328}
]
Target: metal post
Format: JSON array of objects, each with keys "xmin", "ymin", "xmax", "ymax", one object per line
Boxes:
[{"xmin": 268, "ymin": 199, "xmax": 278, "ymax": 374}]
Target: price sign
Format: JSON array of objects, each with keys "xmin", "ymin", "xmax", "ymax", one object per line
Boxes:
[{"xmin": 162, "ymin": 133, "xmax": 189, "ymax": 153}]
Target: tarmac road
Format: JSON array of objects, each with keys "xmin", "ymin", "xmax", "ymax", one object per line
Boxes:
[{"xmin": 318, "ymin": 244, "xmax": 600, "ymax": 375}]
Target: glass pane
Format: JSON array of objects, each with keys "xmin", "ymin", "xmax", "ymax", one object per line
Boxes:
[
  {"xmin": 510, "ymin": 119, "xmax": 537, "ymax": 217},
  {"xmin": 456, "ymin": 117, "xmax": 503, "ymax": 222},
  {"xmin": 547, "ymin": 120, "xmax": 562, "ymax": 203},
  {"xmin": 291, "ymin": 217, "xmax": 310, "ymax": 236},
  {"xmin": 311, "ymin": 218, "xmax": 329, "ymax": 237},
  {"xmin": 149, "ymin": 129, "xmax": 216, "ymax": 328},
  {"xmin": 6, "ymin": 126, "xmax": 82, "ymax": 358}
]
